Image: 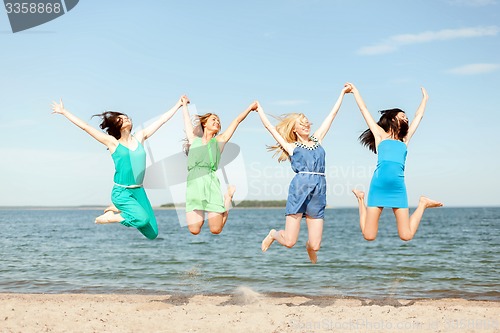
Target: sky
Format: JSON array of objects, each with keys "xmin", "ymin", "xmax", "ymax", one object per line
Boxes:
[{"xmin": 1, "ymin": 0, "xmax": 499, "ymax": 208}]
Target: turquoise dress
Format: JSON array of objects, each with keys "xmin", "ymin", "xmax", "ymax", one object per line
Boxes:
[
  {"xmin": 111, "ymin": 139, "xmax": 158, "ymax": 239},
  {"xmin": 367, "ymin": 139, "xmax": 408, "ymax": 208},
  {"xmin": 285, "ymin": 136, "xmax": 327, "ymax": 219}
]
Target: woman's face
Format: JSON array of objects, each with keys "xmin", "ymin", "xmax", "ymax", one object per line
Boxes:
[
  {"xmin": 395, "ymin": 112, "xmax": 409, "ymax": 137},
  {"xmin": 118, "ymin": 115, "xmax": 132, "ymax": 130},
  {"xmin": 294, "ymin": 116, "xmax": 312, "ymax": 137},
  {"xmin": 396, "ymin": 112, "xmax": 408, "ymax": 125},
  {"xmin": 204, "ymin": 114, "xmax": 221, "ymax": 132}
]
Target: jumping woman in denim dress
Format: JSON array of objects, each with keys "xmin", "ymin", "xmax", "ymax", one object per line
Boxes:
[{"xmin": 258, "ymin": 85, "xmax": 350, "ymax": 264}]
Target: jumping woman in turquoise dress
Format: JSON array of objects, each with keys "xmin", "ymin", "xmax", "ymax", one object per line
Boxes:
[
  {"xmin": 51, "ymin": 96, "xmax": 186, "ymax": 239},
  {"xmin": 259, "ymin": 85, "xmax": 350, "ymax": 264},
  {"xmin": 181, "ymin": 97, "xmax": 257, "ymax": 235},
  {"xmin": 347, "ymin": 82, "xmax": 443, "ymax": 241}
]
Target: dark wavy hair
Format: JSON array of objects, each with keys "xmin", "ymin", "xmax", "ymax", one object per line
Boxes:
[
  {"xmin": 359, "ymin": 108, "xmax": 408, "ymax": 153},
  {"xmin": 92, "ymin": 111, "xmax": 129, "ymax": 140}
]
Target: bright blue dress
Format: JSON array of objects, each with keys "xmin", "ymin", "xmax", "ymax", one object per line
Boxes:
[
  {"xmin": 367, "ymin": 139, "xmax": 408, "ymax": 208},
  {"xmin": 285, "ymin": 136, "xmax": 327, "ymax": 219},
  {"xmin": 111, "ymin": 139, "xmax": 158, "ymax": 240}
]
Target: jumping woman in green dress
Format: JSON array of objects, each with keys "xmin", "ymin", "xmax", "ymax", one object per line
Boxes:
[
  {"xmin": 181, "ymin": 97, "xmax": 257, "ymax": 235},
  {"xmin": 51, "ymin": 96, "xmax": 186, "ymax": 239}
]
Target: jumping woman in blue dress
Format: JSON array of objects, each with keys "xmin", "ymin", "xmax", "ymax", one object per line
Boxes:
[
  {"xmin": 258, "ymin": 85, "xmax": 350, "ymax": 264},
  {"xmin": 347, "ymin": 82, "xmax": 443, "ymax": 241}
]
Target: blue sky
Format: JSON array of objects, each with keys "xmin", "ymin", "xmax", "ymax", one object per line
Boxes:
[{"xmin": 1, "ymin": 0, "xmax": 499, "ymax": 207}]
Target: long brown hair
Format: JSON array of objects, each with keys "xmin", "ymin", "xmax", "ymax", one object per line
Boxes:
[
  {"xmin": 268, "ymin": 113, "xmax": 306, "ymax": 162},
  {"xmin": 359, "ymin": 108, "xmax": 408, "ymax": 153},
  {"xmin": 92, "ymin": 111, "xmax": 129, "ymax": 140}
]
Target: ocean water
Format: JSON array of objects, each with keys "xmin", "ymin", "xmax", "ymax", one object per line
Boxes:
[{"xmin": 0, "ymin": 207, "xmax": 498, "ymax": 300}]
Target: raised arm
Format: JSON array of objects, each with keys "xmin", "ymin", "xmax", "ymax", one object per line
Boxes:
[
  {"xmin": 313, "ymin": 85, "xmax": 350, "ymax": 142},
  {"xmin": 216, "ymin": 101, "xmax": 257, "ymax": 149},
  {"xmin": 255, "ymin": 102, "xmax": 296, "ymax": 156},
  {"xmin": 135, "ymin": 96, "xmax": 184, "ymax": 143},
  {"xmin": 347, "ymin": 83, "xmax": 386, "ymax": 141},
  {"xmin": 51, "ymin": 99, "xmax": 116, "ymax": 149},
  {"xmin": 404, "ymin": 87, "xmax": 429, "ymax": 144},
  {"xmin": 181, "ymin": 96, "xmax": 196, "ymax": 145}
]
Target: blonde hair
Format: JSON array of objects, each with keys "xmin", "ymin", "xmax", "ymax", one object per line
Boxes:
[
  {"xmin": 268, "ymin": 113, "xmax": 306, "ymax": 162},
  {"xmin": 183, "ymin": 113, "xmax": 221, "ymax": 155},
  {"xmin": 194, "ymin": 113, "xmax": 221, "ymax": 137}
]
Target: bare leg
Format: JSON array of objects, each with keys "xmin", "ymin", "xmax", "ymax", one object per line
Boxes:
[
  {"xmin": 273, "ymin": 214, "xmax": 302, "ymax": 248},
  {"xmin": 261, "ymin": 214, "xmax": 302, "ymax": 252},
  {"xmin": 221, "ymin": 185, "xmax": 236, "ymax": 227},
  {"xmin": 352, "ymin": 189, "xmax": 383, "ymax": 241},
  {"xmin": 305, "ymin": 217, "xmax": 324, "ymax": 264},
  {"xmin": 186, "ymin": 210, "xmax": 204, "ymax": 235},
  {"xmin": 394, "ymin": 196, "xmax": 443, "ymax": 241},
  {"xmin": 207, "ymin": 212, "xmax": 225, "ymax": 234},
  {"xmin": 364, "ymin": 207, "xmax": 383, "ymax": 241},
  {"xmin": 352, "ymin": 190, "xmax": 366, "ymax": 231},
  {"xmin": 204, "ymin": 186, "xmax": 236, "ymax": 234},
  {"xmin": 224, "ymin": 185, "xmax": 236, "ymax": 209},
  {"xmin": 95, "ymin": 211, "xmax": 124, "ymax": 224}
]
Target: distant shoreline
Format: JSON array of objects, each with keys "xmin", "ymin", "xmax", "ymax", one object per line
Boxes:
[
  {"xmin": 0, "ymin": 206, "xmax": 293, "ymax": 210},
  {"xmin": 1, "ymin": 205, "xmax": 499, "ymax": 210},
  {"xmin": 0, "ymin": 200, "xmax": 290, "ymax": 210}
]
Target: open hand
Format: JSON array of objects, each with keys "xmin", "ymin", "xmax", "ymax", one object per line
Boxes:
[
  {"xmin": 421, "ymin": 87, "xmax": 428, "ymax": 100},
  {"xmin": 51, "ymin": 98, "xmax": 65, "ymax": 114}
]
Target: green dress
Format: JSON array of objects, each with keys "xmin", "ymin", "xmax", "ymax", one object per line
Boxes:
[
  {"xmin": 111, "ymin": 139, "xmax": 158, "ymax": 240},
  {"xmin": 186, "ymin": 137, "xmax": 225, "ymax": 213}
]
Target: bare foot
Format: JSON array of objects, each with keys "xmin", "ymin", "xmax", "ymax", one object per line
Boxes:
[
  {"xmin": 261, "ymin": 229, "xmax": 276, "ymax": 252},
  {"xmin": 224, "ymin": 185, "xmax": 237, "ymax": 211},
  {"xmin": 95, "ymin": 211, "xmax": 121, "ymax": 224},
  {"xmin": 352, "ymin": 189, "xmax": 365, "ymax": 201},
  {"xmin": 306, "ymin": 242, "xmax": 317, "ymax": 264},
  {"xmin": 225, "ymin": 185, "xmax": 236, "ymax": 201},
  {"xmin": 420, "ymin": 196, "xmax": 444, "ymax": 208},
  {"xmin": 104, "ymin": 204, "xmax": 120, "ymax": 213}
]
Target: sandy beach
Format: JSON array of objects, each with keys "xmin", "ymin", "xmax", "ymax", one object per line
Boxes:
[{"xmin": 1, "ymin": 291, "xmax": 498, "ymax": 333}]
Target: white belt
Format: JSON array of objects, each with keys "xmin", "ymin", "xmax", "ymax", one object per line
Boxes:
[
  {"xmin": 298, "ymin": 171, "xmax": 325, "ymax": 176},
  {"xmin": 114, "ymin": 183, "xmax": 143, "ymax": 189}
]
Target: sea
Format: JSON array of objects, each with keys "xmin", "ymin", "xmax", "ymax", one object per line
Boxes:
[{"xmin": 0, "ymin": 207, "xmax": 498, "ymax": 301}]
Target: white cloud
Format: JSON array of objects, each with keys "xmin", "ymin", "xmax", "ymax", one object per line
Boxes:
[
  {"xmin": 394, "ymin": 26, "xmax": 499, "ymax": 43},
  {"xmin": 447, "ymin": 0, "xmax": 497, "ymax": 6},
  {"xmin": 358, "ymin": 44, "xmax": 397, "ymax": 56},
  {"xmin": 447, "ymin": 63, "xmax": 500, "ymax": 75},
  {"xmin": 358, "ymin": 26, "xmax": 499, "ymax": 55}
]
